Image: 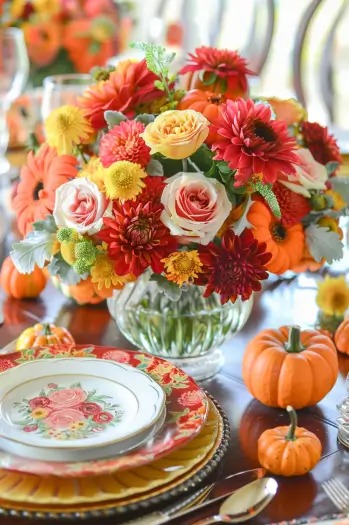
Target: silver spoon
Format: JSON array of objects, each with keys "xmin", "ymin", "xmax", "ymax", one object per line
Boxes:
[{"xmin": 192, "ymin": 477, "xmax": 278, "ymax": 525}]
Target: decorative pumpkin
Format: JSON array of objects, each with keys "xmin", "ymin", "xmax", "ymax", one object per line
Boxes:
[
  {"xmin": 247, "ymin": 201, "xmax": 305, "ymax": 274},
  {"xmin": 242, "ymin": 325, "xmax": 338, "ymax": 408},
  {"xmin": 178, "ymin": 89, "xmax": 225, "ymax": 145},
  {"xmin": 0, "ymin": 256, "xmax": 47, "ymax": 299},
  {"xmin": 291, "ymin": 246, "xmax": 324, "ymax": 273},
  {"xmin": 335, "ymin": 319, "xmax": 349, "ymax": 354},
  {"xmin": 16, "ymin": 323, "xmax": 75, "ymax": 350},
  {"xmin": 258, "ymin": 406, "xmax": 322, "ymax": 477},
  {"xmin": 51, "ymin": 276, "xmax": 109, "ymax": 305}
]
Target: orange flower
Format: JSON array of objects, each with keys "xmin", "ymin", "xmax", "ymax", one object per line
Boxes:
[
  {"xmin": 247, "ymin": 201, "xmax": 305, "ymax": 275},
  {"xmin": 22, "ymin": 22, "xmax": 61, "ymax": 67},
  {"xmin": 63, "ymin": 19, "xmax": 118, "ymax": 75},
  {"xmin": 13, "ymin": 145, "xmax": 78, "ymax": 236},
  {"xmin": 265, "ymin": 97, "xmax": 307, "ymax": 126}
]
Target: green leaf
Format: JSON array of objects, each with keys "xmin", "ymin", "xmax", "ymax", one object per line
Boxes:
[
  {"xmin": 146, "ymin": 159, "xmax": 164, "ymax": 177},
  {"xmin": 217, "ymin": 162, "xmax": 232, "ymax": 175},
  {"xmin": 135, "ymin": 114, "xmax": 156, "ymax": 125},
  {"xmin": 199, "ymin": 70, "xmax": 217, "ymax": 86},
  {"xmin": 150, "ymin": 274, "xmax": 182, "ymax": 301},
  {"xmin": 32, "ymin": 215, "xmax": 57, "ymax": 234},
  {"xmin": 10, "ymin": 230, "xmax": 56, "ymax": 274},
  {"xmin": 326, "ymin": 161, "xmax": 340, "ymax": 176},
  {"xmin": 154, "ymin": 80, "xmax": 165, "ymax": 91},
  {"xmin": 250, "ymin": 180, "xmax": 281, "ymax": 219},
  {"xmin": 330, "ymin": 176, "xmax": 349, "ymax": 205},
  {"xmin": 104, "ymin": 110, "xmax": 127, "ymax": 130},
  {"xmin": 306, "ymin": 224, "xmax": 344, "ymax": 263},
  {"xmin": 48, "ymin": 253, "xmax": 86, "ymax": 285}
]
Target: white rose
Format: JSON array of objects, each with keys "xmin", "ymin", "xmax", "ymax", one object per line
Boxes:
[
  {"xmin": 160, "ymin": 172, "xmax": 232, "ymax": 245},
  {"xmin": 280, "ymin": 148, "xmax": 328, "ymax": 197},
  {"xmin": 53, "ymin": 178, "xmax": 110, "ymax": 235}
]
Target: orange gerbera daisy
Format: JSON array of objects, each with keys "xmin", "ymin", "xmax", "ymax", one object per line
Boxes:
[
  {"xmin": 247, "ymin": 201, "xmax": 305, "ymax": 275},
  {"xmin": 78, "ymin": 59, "xmax": 163, "ymax": 129},
  {"xmin": 22, "ymin": 21, "xmax": 61, "ymax": 67},
  {"xmin": 13, "ymin": 145, "xmax": 78, "ymax": 236}
]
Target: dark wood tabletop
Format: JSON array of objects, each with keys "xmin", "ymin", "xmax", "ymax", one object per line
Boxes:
[{"xmin": 1, "ymin": 230, "xmax": 349, "ymax": 524}]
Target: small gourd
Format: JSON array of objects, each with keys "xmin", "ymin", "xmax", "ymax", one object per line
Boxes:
[
  {"xmin": 16, "ymin": 323, "xmax": 75, "ymax": 350},
  {"xmin": 0, "ymin": 256, "xmax": 47, "ymax": 299},
  {"xmin": 258, "ymin": 406, "xmax": 322, "ymax": 477},
  {"xmin": 335, "ymin": 319, "xmax": 349, "ymax": 354}
]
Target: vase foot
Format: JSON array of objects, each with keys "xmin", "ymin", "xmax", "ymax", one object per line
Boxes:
[{"xmin": 162, "ymin": 349, "xmax": 225, "ymax": 382}]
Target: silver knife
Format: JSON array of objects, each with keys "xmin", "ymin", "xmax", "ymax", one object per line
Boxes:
[{"xmin": 123, "ymin": 467, "xmax": 266, "ymax": 525}]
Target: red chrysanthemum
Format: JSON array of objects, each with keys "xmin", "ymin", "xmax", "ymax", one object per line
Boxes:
[
  {"xmin": 133, "ymin": 176, "xmax": 166, "ymax": 207},
  {"xmin": 212, "ymin": 98, "xmax": 300, "ymax": 187},
  {"xmin": 269, "ymin": 182, "xmax": 311, "ymax": 226},
  {"xmin": 180, "ymin": 46, "xmax": 255, "ymax": 97},
  {"xmin": 197, "ymin": 228, "xmax": 272, "ymax": 304},
  {"xmin": 301, "ymin": 121, "xmax": 342, "ymax": 168},
  {"xmin": 99, "ymin": 201, "xmax": 177, "ymax": 277},
  {"xmin": 78, "ymin": 59, "xmax": 164, "ymax": 130},
  {"xmin": 100, "ymin": 120, "xmax": 151, "ymax": 168}
]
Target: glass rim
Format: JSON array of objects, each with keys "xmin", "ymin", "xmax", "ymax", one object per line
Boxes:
[
  {"xmin": 0, "ymin": 27, "xmax": 25, "ymax": 37},
  {"xmin": 43, "ymin": 74, "xmax": 92, "ymax": 85}
]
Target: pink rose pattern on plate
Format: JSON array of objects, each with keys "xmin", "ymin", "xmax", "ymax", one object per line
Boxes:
[{"xmin": 14, "ymin": 382, "xmax": 124, "ymax": 440}]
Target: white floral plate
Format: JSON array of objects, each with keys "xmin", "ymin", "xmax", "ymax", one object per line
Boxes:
[{"xmin": 0, "ymin": 358, "xmax": 165, "ymax": 462}]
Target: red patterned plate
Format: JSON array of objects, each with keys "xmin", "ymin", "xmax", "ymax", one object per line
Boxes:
[{"xmin": 0, "ymin": 345, "xmax": 208, "ymax": 477}]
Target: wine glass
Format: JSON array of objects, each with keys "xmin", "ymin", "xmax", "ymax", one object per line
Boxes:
[
  {"xmin": 0, "ymin": 28, "xmax": 29, "ymax": 175},
  {"xmin": 41, "ymin": 74, "xmax": 92, "ymax": 121}
]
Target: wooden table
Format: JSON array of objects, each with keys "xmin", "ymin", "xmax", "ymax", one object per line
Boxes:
[{"xmin": 0, "ymin": 270, "xmax": 349, "ymax": 525}]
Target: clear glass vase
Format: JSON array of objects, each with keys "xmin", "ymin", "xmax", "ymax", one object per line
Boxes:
[{"xmin": 107, "ymin": 273, "xmax": 253, "ymax": 381}]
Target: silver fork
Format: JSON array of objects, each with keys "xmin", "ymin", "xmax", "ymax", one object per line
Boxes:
[{"xmin": 322, "ymin": 478, "xmax": 349, "ymax": 513}]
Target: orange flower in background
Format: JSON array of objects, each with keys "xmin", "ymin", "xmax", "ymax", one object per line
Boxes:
[
  {"xmin": 247, "ymin": 201, "xmax": 305, "ymax": 275},
  {"xmin": 265, "ymin": 97, "xmax": 307, "ymax": 126},
  {"xmin": 22, "ymin": 21, "xmax": 61, "ymax": 67},
  {"xmin": 13, "ymin": 145, "xmax": 78, "ymax": 236},
  {"xmin": 63, "ymin": 18, "xmax": 118, "ymax": 75}
]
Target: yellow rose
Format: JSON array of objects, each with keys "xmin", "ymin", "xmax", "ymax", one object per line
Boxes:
[
  {"xmin": 265, "ymin": 97, "xmax": 307, "ymax": 126},
  {"xmin": 141, "ymin": 110, "xmax": 209, "ymax": 159}
]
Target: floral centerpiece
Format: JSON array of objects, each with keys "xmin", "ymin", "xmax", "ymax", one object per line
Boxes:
[
  {"xmin": 3, "ymin": 0, "xmax": 133, "ymax": 87},
  {"xmin": 10, "ymin": 43, "xmax": 349, "ymax": 376}
]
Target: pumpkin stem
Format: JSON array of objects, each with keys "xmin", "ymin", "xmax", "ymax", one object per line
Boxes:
[
  {"xmin": 43, "ymin": 323, "xmax": 52, "ymax": 336},
  {"xmin": 286, "ymin": 405, "xmax": 297, "ymax": 441},
  {"xmin": 284, "ymin": 325, "xmax": 305, "ymax": 353}
]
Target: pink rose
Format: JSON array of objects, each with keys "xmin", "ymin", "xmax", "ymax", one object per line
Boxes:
[
  {"xmin": 48, "ymin": 383, "xmax": 58, "ymax": 389},
  {"xmin": 102, "ymin": 350, "xmax": 130, "ymax": 363},
  {"xmin": 48, "ymin": 388, "xmax": 87, "ymax": 408},
  {"xmin": 29, "ymin": 397, "xmax": 51, "ymax": 409},
  {"xmin": 53, "ymin": 178, "xmax": 111, "ymax": 235},
  {"xmin": 24, "ymin": 424, "xmax": 38, "ymax": 432},
  {"xmin": 160, "ymin": 172, "xmax": 232, "ymax": 245},
  {"xmin": 93, "ymin": 411, "xmax": 114, "ymax": 424},
  {"xmin": 279, "ymin": 148, "xmax": 328, "ymax": 197},
  {"xmin": 178, "ymin": 391, "xmax": 205, "ymax": 407},
  {"xmin": 45, "ymin": 409, "xmax": 85, "ymax": 430}
]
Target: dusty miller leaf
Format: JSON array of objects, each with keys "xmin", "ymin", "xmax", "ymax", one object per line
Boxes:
[
  {"xmin": 250, "ymin": 180, "xmax": 281, "ymax": 218},
  {"xmin": 146, "ymin": 159, "xmax": 164, "ymax": 177},
  {"xmin": 325, "ymin": 161, "xmax": 340, "ymax": 176},
  {"xmin": 306, "ymin": 224, "xmax": 344, "ymax": 263},
  {"xmin": 104, "ymin": 110, "xmax": 127, "ymax": 129},
  {"xmin": 48, "ymin": 253, "xmax": 85, "ymax": 285},
  {"xmin": 11, "ymin": 230, "xmax": 56, "ymax": 274},
  {"xmin": 330, "ymin": 176, "xmax": 349, "ymax": 205},
  {"xmin": 135, "ymin": 114, "xmax": 156, "ymax": 125},
  {"xmin": 32, "ymin": 215, "xmax": 57, "ymax": 234},
  {"xmin": 150, "ymin": 274, "xmax": 182, "ymax": 301}
]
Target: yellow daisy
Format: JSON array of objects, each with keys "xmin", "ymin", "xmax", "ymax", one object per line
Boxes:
[
  {"xmin": 162, "ymin": 251, "xmax": 203, "ymax": 287},
  {"xmin": 45, "ymin": 105, "xmax": 93, "ymax": 155},
  {"xmin": 91, "ymin": 253, "xmax": 135, "ymax": 291},
  {"xmin": 104, "ymin": 161, "xmax": 147, "ymax": 201},
  {"xmin": 316, "ymin": 275, "xmax": 349, "ymax": 316},
  {"xmin": 78, "ymin": 157, "xmax": 106, "ymax": 192},
  {"xmin": 31, "ymin": 408, "xmax": 50, "ymax": 419}
]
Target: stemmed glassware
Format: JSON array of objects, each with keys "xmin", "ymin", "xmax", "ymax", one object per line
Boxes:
[{"xmin": 41, "ymin": 74, "xmax": 92, "ymax": 121}]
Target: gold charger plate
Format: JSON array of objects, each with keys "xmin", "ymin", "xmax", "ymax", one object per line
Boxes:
[{"xmin": 0, "ymin": 397, "xmax": 230, "ymax": 520}]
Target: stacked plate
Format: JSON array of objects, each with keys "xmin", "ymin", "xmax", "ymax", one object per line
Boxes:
[{"xmin": 0, "ymin": 345, "xmax": 230, "ymax": 520}]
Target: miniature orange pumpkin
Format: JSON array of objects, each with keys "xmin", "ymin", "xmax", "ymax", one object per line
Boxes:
[
  {"xmin": 242, "ymin": 325, "xmax": 338, "ymax": 408},
  {"xmin": 247, "ymin": 201, "xmax": 305, "ymax": 274},
  {"xmin": 258, "ymin": 406, "xmax": 322, "ymax": 477},
  {"xmin": 178, "ymin": 89, "xmax": 225, "ymax": 145},
  {"xmin": 291, "ymin": 246, "xmax": 324, "ymax": 273},
  {"xmin": 335, "ymin": 319, "xmax": 349, "ymax": 354},
  {"xmin": 16, "ymin": 323, "xmax": 75, "ymax": 350},
  {"xmin": 0, "ymin": 256, "xmax": 47, "ymax": 299}
]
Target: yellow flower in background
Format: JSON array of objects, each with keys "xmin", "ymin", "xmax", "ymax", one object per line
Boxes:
[
  {"xmin": 78, "ymin": 157, "xmax": 106, "ymax": 192},
  {"xmin": 10, "ymin": 0, "xmax": 26, "ymax": 18},
  {"xmin": 32, "ymin": 0, "xmax": 60, "ymax": 15},
  {"xmin": 91, "ymin": 253, "xmax": 135, "ymax": 291},
  {"xmin": 316, "ymin": 275, "xmax": 349, "ymax": 316},
  {"xmin": 325, "ymin": 189, "xmax": 346, "ymax": 211},
  {"xmin": 104, "ymin": 161, "xmax": 146, "ymax": 201},
  {"xmin": 45, "ymin": 105, "xmax": 93, "ymax": 155},
  {"xmin": 141, "ymin": 109, "xmax": 209, "ymax": 160},
  {"xmin": 162, "ymin": 251, "xmax": 203, "ymax": 287}
]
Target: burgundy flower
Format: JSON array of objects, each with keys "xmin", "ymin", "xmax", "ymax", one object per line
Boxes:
[
  {"xmin": 29, "ymin": 397, "xmax": 51, "ymax": 409},
  {"xmin": 100, "ymin": 200, "xmax": 178, "ymax": 277},
  {"xmin": 93, "ymin": 411, "xmax": 114, "ymax": 424},
  {"xmin": 80, "ymin": 402, "xmax": 102, "ymax": 416},
  {"xmin": 212, "ymin": 98, "xmax": 299, "ymax": 186},
  {"xmin": 198, "ymin": 228, "xmax": 272, "ymax": 304},
  {"xmin": 301, "ymin": 121, "xmax": 342, "ymax": 169}
]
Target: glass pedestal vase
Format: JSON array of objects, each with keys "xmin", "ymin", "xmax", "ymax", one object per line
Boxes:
[{"xmin": 107, "ymin": 273, "xmax": 253, "ymax": 381}]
